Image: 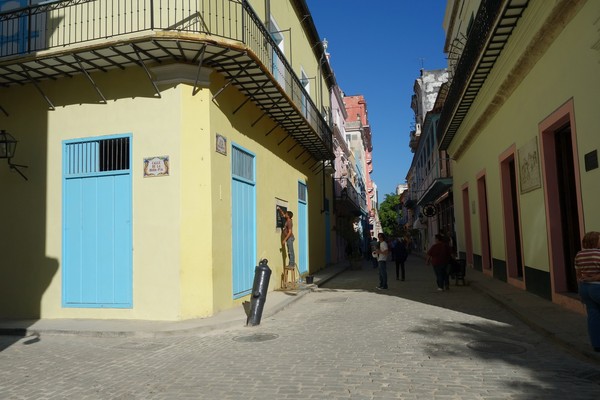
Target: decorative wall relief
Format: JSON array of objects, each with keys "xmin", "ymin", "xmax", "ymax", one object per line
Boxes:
[{"xmin": 518, "ymin": 137, "xmax": 541, "ymax": 193}]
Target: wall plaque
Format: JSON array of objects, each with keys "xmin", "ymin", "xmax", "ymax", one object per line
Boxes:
[
  {"xmin": 216, "ymin": 134, "xmax": 227, "ymax": 155},
  {"xmin": 518, "ymin": 137, "xmax": 541, "ymax": 193},
  {"xmin": 144, "ymin": 156, "xmax": 169, "ymax": 177}
]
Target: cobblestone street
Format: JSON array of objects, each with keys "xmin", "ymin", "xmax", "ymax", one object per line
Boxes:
[{"xmin": 1, "ymin": 257, "xmax": 600, "ymax": 399}]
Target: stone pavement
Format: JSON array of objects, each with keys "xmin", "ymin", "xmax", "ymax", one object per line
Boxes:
[{"xmin": 0, "ymin": 255, "xmax": 598, "ymax": 365}]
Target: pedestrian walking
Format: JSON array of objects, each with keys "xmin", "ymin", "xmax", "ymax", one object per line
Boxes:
[
  {"xmin": 394, "ymin": 237, "xmax": 408, "ymax": 281},
  {"xmin": 375, "ymin": 233, "xmax": 389, "ymax": 290},
  {"xmin": 574, "ymin": 231, "xmax": 600, "ymax": 352},
  {"xmin": 426, "ymin": 234, "xmax": 452, "ymax": 291}
]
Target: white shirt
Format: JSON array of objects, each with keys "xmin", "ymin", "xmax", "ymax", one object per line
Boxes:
[{"xmin": 378, "ymin": 241, "xmax": 388, "ymax": 262}]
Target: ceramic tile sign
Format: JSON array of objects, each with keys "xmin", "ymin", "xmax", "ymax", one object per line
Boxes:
[
  {"xmin": 216, "ymin": 133, "xmax": 227, "ymax": 155},
  {"xmin": 143, "ymin": 156, "xmax": 169, "ymax": 177}
]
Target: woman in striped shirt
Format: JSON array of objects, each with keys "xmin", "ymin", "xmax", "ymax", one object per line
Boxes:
[{"xmin": 574, "ymin": 231, "xmax": 600, "ymax": 352}]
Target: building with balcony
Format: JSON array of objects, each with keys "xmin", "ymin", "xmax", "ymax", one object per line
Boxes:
[
  {"xmin": 405, "ymin": 69, "xmax": 450, "ymax": 253},
  {"xmin": 343, "ymin": 94, "xmax": 378, "ymax": 242},
  {"xmin": 0, "ymin": 0, "xmax": 335, "ymax": 321},
  {"xmin": 439, "ymin": 0, "xmax": 600, "ymax": 312}
]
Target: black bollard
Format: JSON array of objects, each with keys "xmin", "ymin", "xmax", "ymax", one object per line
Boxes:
[{"xmin": 246, "ymin": 259, "xmax": 272, "ymax": 326}]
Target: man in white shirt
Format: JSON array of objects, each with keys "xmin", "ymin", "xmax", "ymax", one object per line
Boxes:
[{"xmin": 375, "ymin": 233, "xmax": 389, "ymax": 290}]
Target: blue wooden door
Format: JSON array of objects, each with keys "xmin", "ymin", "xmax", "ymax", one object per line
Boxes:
[
  {"xmin": 231, "ymin": 145, "xmax": 256, "ymax": 298},
  {"xmin": 62, "ymin": 136, "xmax": 132, "ymax": 308},
  {"xmin": 297, "ymin": 182, "xmax": 308, "ymax": 275},
  {"xmin": 0, "ymin": 0, "xmax": 30, "ymax": 55}
]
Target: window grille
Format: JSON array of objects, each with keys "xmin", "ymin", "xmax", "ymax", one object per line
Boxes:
[
  {"xmin": 232, "ymin": 146, "xmax": 254, "ymax": 180},
  {"xmin": 65, "ymin": 137, "xmax": 130, "ymax": 175},
  {"xmin": 298, "ymin": 182, "xmax": 307, "ymax": 202}
]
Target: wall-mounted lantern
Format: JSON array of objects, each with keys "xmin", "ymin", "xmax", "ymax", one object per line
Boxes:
[{"xmin": 0, "ymin": 130, "xmax": 28, "ymax": 180}]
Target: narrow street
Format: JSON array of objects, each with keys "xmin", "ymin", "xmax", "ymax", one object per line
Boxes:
[{"xmin": 1, "ymin": 255, "xmax": 599, "ymax": 399}]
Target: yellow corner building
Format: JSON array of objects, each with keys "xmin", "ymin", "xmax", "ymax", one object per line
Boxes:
[{"xmin": 0, "ymin": 0, "xmax": 334, "ymax": 321}]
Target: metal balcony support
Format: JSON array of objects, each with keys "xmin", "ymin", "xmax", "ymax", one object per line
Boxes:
[
  {"xmin": 295, "ymin": 149, "xmax": 307, "ymax": 160},
  {"xmin": 131, "ymin": 44, "xmax": 162, "ymax": 98},
  {"xmin": 287, "ymin": 142, "xmax": 299, "ymax": 153},
  {"xmin": 234, "ymin": 78, "xmax": 271, "ymax": 114},
  {"xmin": 212, "ymin": 80, "xmax": 234, "ymax": 102},
  {"xmin": 264, "ymin": 124, "xmax": 280, "ymax": 138},
  {"xmin": 74, "ymin": 55, "xmax": 107, "ymax": 104},
  {"xmin": 278, "ymin": 119, "xmax": 304, "ymax": 145},
  {"xmin": 277, "ymin": 135, "xmax": 289, "ymax": 146},
  {"xmin": 20, "ymin": 65, "xmax": 54, "ymax": 110},
  {"xmin": 212, "ymin": 60, "xmax": 253, "ymax": 102},
  {"xmin": 192, "ymin": 45, "xmax": 207, "ymax": 96},
  {"xmin": 252, "ymin": 113, "xmax": 267, "ymax": 127},
  {"xmin": 0, "ymin": 105, "xmax": 7, "ymax": 117}
]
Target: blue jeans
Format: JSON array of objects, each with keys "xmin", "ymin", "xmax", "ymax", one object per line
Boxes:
[
  {"xmin": 579, "ymin": 282, "xmax": 600, "ymax": 349},
  {"xmin": 286, "ymin": 236, "xmax": 295, "ymax": 267},
  {"xmin": 378, "ymin": 260, "xmax": 388, "ymax": 289},
  {"xmin": 433, "ymin": 264, "xmax": 449, "ymax": 290}
]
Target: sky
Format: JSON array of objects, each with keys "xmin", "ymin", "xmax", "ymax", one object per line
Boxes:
[{"xmin": 305, "ymin": 0, "xmax": 449, "ymax": 198}]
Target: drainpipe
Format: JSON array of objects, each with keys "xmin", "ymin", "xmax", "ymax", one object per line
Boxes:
[{"xmin": 265, "ymin": 0, "xmax": 271, "ymax": 30}]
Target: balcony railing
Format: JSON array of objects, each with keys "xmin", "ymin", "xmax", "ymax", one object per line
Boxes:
[
  {"xmin": 0, "ymin": 0, "xmax": 332, "ymax": 158},
  {"xmin": 334, "ymin": 177, "xmax": 366, "ymax": 214},
  {"xmin": 438, "ymin": 0, "xmax": 529, "ymax": 150},
  {"xmin": 414, "ymin": 156, "xmax": 452, "ymax": 205}
]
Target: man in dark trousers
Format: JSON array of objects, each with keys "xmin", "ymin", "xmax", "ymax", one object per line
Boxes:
[
  {"xmin": 394, "ymin": 237, "xmax": 408, "ymax": 281},
  {"xmin": 426, "ymin": 234, "xmax": 452, "ymax": 291}
]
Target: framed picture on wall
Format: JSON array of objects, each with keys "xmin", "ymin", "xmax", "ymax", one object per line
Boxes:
[{"xmin": 518, "ymin": 136, "xmax": 542, "ymax": 194}]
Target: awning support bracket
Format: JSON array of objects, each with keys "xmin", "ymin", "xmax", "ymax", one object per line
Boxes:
[
  {"xmin": 74, "ymin": 54, "xmax": 107, "ymax": 104},
  {"xmin": 131, "ymin": 44, "xmax": 162, "ymax": 98},
  {"xmin": 192, "ymin": 45, "xmax": 207, "ymax": 96},
  {"xmin": 265, "ymin": 123, "xmax": 278, "ymax": 136},
  {"xmin": 212, "ymin": 60, "xmax": 253, "ymax": 102},
  {"xmin": 234, "ymin": 79, "xmax": 270, "ymax": 114},
  {"xmin": 20, "ymin": 65, "xmax": 55, "ymax": 110}
]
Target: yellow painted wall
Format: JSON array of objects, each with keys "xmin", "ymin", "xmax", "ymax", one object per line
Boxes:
[
  {"xmin": 450, "ymin": 0, "xmax": 600, "ymax": 272},
  {"xmin": 0, "ymin": 67, "xmax": 192, "ymax": 320},
  {"xmin": 205, "ymin": 70, "xmax": 326, "ymax": 313},
  {"xmin": 179, "ymin": 87, "xmax": 215, "ymax": 319}
]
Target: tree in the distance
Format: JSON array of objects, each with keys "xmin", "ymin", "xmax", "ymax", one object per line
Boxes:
[{"xmin": 378, "ymin": 193, "xmax": 404, "ymax": 238}]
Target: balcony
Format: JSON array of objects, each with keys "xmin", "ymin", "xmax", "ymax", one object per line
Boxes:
[
  {"xmin": 438, "ymin": 0, "xmax": 529, "ymax": 151},
  {"xmin": 334, "ymin": 177, "xmax": 366, "ymax": 216},
  {"xmin": 0, "ymin": 0, "xmax": 333, "ymax": 161},
  {"xmin": 415, "ymin": 156, "xmax": 452, "ymax": 205}
]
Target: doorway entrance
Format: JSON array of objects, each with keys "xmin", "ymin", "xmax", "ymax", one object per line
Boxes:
[{"xmin": 540, "ymin": 99, "xmax": 582, "ymax": 296}]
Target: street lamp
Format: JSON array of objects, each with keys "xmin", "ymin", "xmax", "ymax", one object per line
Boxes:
[{"xmin": 0, "ymin": 130, "xmax": 28, "ymax": 180}]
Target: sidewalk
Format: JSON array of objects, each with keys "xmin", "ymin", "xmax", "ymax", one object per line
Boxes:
[
  {"xmin": 467, "ymin": 266, "xmax": 600, "ymax": 364},
  {"xmin": 1, "ymin": 258, "xmax": 599, "ymax": 364},
  {"xmin": 0, "ymin": 262, "xmax": 349, "ymax": 339}
]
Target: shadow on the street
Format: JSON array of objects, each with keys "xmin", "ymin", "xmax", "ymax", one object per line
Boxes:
[{"xmin": 317, "ymin": 255, "xmax": 600, "ymax": 398}]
